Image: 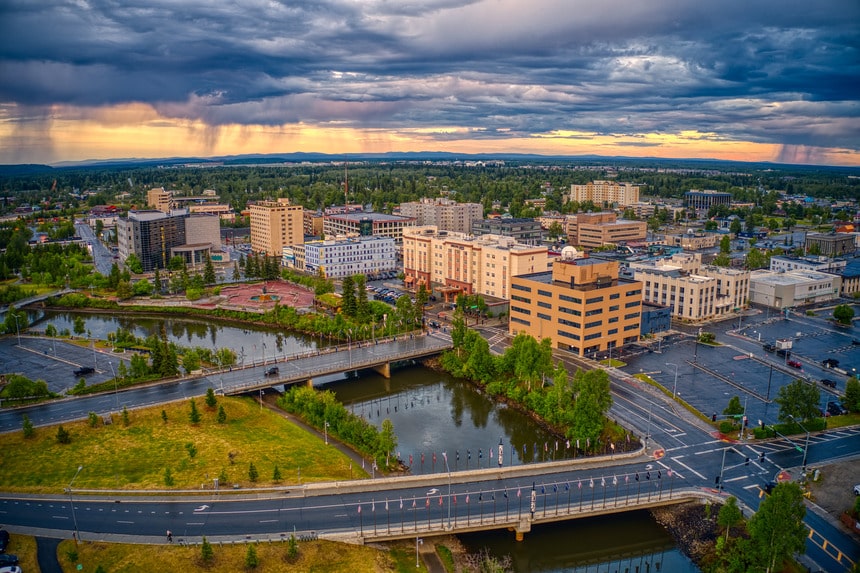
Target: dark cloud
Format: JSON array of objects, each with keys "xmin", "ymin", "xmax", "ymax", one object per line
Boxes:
[{"xmin": 1, "ymin": 0, "xmax": 858, "ymax": 155}]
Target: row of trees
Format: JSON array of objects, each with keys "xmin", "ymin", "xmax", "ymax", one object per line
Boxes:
[{"xmin": 441, "ymin": 313, "xmax": 618, "ymax": 451}]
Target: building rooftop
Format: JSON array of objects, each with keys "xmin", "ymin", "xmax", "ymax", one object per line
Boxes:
[
  {"xmin": 751, "ymin": 269, "xmax": 838, "ymax": 285},
  {"xmin": 327, "ymin": 212, "xmax": 414, "ymax": 222}
]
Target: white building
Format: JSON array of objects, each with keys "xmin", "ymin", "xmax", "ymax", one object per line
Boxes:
[
  {"xmin": 749, "ymin": 269, "xmax": 842, "ymax": 308},
  {"xmin": 285, "ymin": 236, "xmax": 397, "ymax": 279},
  {"xmin": 769, "ymin": 255, "xmax": 847, "ymax": 274}
]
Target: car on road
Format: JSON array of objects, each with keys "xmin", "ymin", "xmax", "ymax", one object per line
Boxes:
[
  {"xmin": 0, "ymin": 566, "xmax": 22, "ymax": 573},
  {"xmin": 822, "ymin": 358, "xmax": 839, "ymax": 368},
  {"xmin": 787, "ymin": 359, "xmax": 802, "ymax": 369},
  {"xmin": 428, "ymin": 320, "xmax": 440, "ymax": 329},
  {"xmin": 265, "ymin": 366, "xmax": 279, "ymax": 377},
  {"xmin": 73, "ymin": 366, "xmax": 95, "ymax": 377},
  {"xmin": 763, "ymin": 343, "xmax": 775, "ymax": 352},
  {"xmin": 820, "ymin": 379, "xmax": 837, "ymax": 389},
  {"xmin": 776, "ymin": 348, "xmax": 791, "ymax": 358}
]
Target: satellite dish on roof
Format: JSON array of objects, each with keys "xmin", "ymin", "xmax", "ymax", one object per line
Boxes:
[{"xmin": 687, "ymin": 228, "xmax": 694, "ymax": 234}]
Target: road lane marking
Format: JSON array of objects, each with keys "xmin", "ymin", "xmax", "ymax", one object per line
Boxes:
[
  {"xmin": 725, "ymin": 476, "xmax": 748, "ymax": 482},
  {"xmin": 669, "ymin": 456, "xmax": 706, "ymax": 480},
  {"xmin": 117, "ymin": 520, "xmax": 134, "ymax": 524},
  {"xmin": 186, "ymin": 522, "xmax": 205, "ymax": 526},
  {"xmin": 743, "ymin": 484, "xmax": 760, "ymax": 490},
  {"xmin": 52, "ymin": 516, "xmax": 70, "ymax": 520},
  {"xmin": 259, "ymin": 519, "xmax": 278, "ymax": 523}
]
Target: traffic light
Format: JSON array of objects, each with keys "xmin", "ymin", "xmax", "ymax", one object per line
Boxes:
[
  {"xmin": 759, "ymin": 420, "xmax": 765, "ymax": 429},
  {"xmin": 745, "ymin": 457, "xmax": 750, "ymax": 466},
  {"xmin": 712, "ymin": 413, "xmax": 717, "ymax": 422},
  {"xmin": 714, "ymin": 475, "xmax": 721, "ymax": 486},
  {"xmin": 743, "ymin": 416, "xmax": 748, "ymax": 428}
]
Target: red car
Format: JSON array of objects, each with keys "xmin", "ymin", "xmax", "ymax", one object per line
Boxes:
[{"xmin": 787, "ymin": 360, "xmax": 802, "ymax": 369}]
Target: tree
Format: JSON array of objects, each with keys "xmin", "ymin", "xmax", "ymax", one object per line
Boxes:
[
  {"xmin": 189, "ymin": 399, "xmax": 201, "ymax": 424},
  {"xmin": 56, "ymin": 425, "xmax": 71, "ymax": 444},
  {"xmin": 132, "ymin": 278, "xmax": 153, "ymax": 296},
  {"xmin": 833, "ymin": 304, "xmax": 855, "ymax": 326},
  {"xmin": 341, "ymin": 275, "xmax": 356, "ymax": 317},
  {"xmin": 125, "ymin": 253, "xmax": 143, "ymax": 274},
  {"xmin": 121, "ymin": 406, "xmax": 130, "ymax": 426},
  {"xmin": 185, "ymin": 442, "xmax": 197, "ymax": 459},
  {"xmin": 244, "ymin": 543, "xmax": 258, "ymax": 568},
  {"xmin": 286, "ymin": 534, "xmax": 299, "ymax": 562},
  {"xmin": 729, "ymin": 218, "xmax": 742, "ymax": 236},
  {"xmin": 232, "ymin": 261, "xmax": 240, "ymax": 282},
  {"xmin": 248, "ymin": 462, "xmax": 259, "ymax": 482},
  {"xmin": 723, "ymin": 395, "xmax": 744, "ymax": 416},
  {"xmin": 273, "ymin": 464, "xmax": 282, "ymax": 482},
  {"xmin": 203, "ymin": 254, "xmax": 216, "ymax": 285},
  {"xmin": 217, "ymin": 405, "xmax": 227, "ymax": 424},
  {"xmin": 548, "ymin": 220, "xmax": 564, "ymax": 240},
  {"xmin": 153, "ymin": 267, "xmax": 162, "ymax": 293},
  {"xmin": 718, "ymin": 496, "xmax": 743, "ymax": 541},
  {"xmin": 22, "ymin": 414, "xmax": 34, "ymax": 438},
  {"xmin": 719, "ymin": 235, "xmax": 731, "ymax": 254},
  {"xmin": 200, "ymin": 536, "xmax": 214, "ymax": 563},
  {"xmin": 73, "ymin": 316, "xmax": 86, "ymax": 336},
  {"xmin": 354, "ymin": 274, "xmax": 369, "ymax": 322},
  {"xmin": 844, "ymin": 377, "xmax": 860, "ymax": 413},
  {"xmin": 161, "ymin": 409, "xmax": 168, "ymax": 423},
  {"xmin": 164, "ymin": 467, "xmax": 174, "ymax": 486},
  {"xmin": 205, "ymin": 387, "xmax": 217, "ymax": 408},
  {"xmin": 745, "ymin": 248, "xmax": 768, "ymax": 270},
  {"xmin": 748, "ymin": 482, "xmax": 806, "ymax": 572},
  {"xmin": 571, "ymin": 369, "xmax": 612, "ymax": 449},
  {"xmin": 378, "ymin": 419, "xmax": 397, "ymax": 467},
  {"xmin": 775, "ymin": 379, "xmax": 821, "ymax": 423}
]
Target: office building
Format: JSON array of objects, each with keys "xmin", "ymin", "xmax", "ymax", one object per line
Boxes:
[
  {"xmin": 568, "ymin": 181, "xmax": 641, "ymax": 206},
  {"xmin": 804, "ymin": 232, "xmax": 856, "ymax": 257},
  {"xmin": 287, "ymin": 236, "xmax": 397, "ymax": 279},
  {"xmin": 664, "ymin": 231, "xmax": 718, "ymax": 251},
  {"xmin": 399, "ymin": 198, "xmax": 483, "ymax": 234},
  {"xmin": 249, "ymin": 198, "xmax": 304, "ymax": 256},
  {"xmin": 323, "ymin": 211, "xmax": 415, "ymax": 244},
  {"xmin": 146, "ymin": 187, "xmax": 172, "ymax": 212},
  {"xmin": 117, "ymin": 210, "xmax": 221, "ymax": 272},
  {"xmin": 403, "ymin": 226, "xmax": 548, "ymax": 300},
  {"xmin": 508, "ymin": 254, "xmax": 643, "ymax": 356},
  {"xmin": 684, "ymin": 190, "xmax": 732, "ymax": 211},
  {"xmin": 769, "ymin": 255, "xmax": 847, "ymax": 274},
  {"xmin": 472, "ymin": 218, "xmax": 544, "ymax": 246},
  {"xmin": 749, "ymin": 269, "xmax": 842, "ymax": 308},
  {"xmin": 303, "ymin": 209, "xmax": 324, "ymax": 237},
  {"xmin": 631, "ymin": 253, "xmax": 750, "ymax": 321},
  {"xmin": 564, "ymin": 212, "xmax": 647, "ymax": 248}
]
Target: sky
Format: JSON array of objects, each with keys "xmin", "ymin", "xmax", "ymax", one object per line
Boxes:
[{"xmin": 1, "ymin": 0, "xmax": 859, "ymax": 166}]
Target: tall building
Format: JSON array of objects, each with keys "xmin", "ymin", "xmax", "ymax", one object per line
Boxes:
[
  {"xmin": 399, "ymin": 198, "xmax": 483, "ymax": 234},
  {"xmin": 630, "ymin": 253, "xmax": 749, "ymax": 321},
  {"xmin": 564, "ymin": 212, "xmax": 647, "ymax": 248},
  {"xmin": 249, "ymin": 198, "xmax": 304, "ymax": 256},
  {"xmin": 403, "ymin": 226, "xmax": 548, "ymax": 300},
  {"xmin": 472, "ymin": 218, "xmax": 543, "ymax": 246},
  {"xmin": 568, "ymin": 181, "xmax": 641, "ymax": 206},
  {"xmin": 287, "ymin": 236, "xmax": 397, "ymax": 279},
  {"xmin": 508, "ymin": 255, "xmax": 643, "ymax": 356},
  {"xmin": 684, "ymin": 190, "xmax": 732, "ymax": 211},
  {"xmin": 303, "ymin": 208, "xmax": 324, "ymax": 237},
  {"xmin": 117, "ymin": 210, "xmax": 221, "ymax": 272},
  {"xmin": 146, "ymin": 187, "xmax": 172, "ymax": 212},
  {"xmin": 323, "ymin": 212, "xmax": 416, "ymax": 243}
]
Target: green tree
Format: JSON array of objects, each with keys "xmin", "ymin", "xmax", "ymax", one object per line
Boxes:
[
  {"xmin": 833, "ymin": 304, "xmax": 855, "ymax": 325},
  {"xmin": 844, "ymin": 377, "xmax": 860, "ymax": 413},
  {"xmin": 168, "ymin": 255, "xmax": 186, "ymax": 271},
  {"xmin": 125, "ymin": 253, "xmax": 143, "ymax": 274},
  {"xmin": 723, "ymin": 395, "xmax": 744, "ymax": 416},
  {"xmin": 248, "ymin": 462, "xmax": 259, "ymax": 482},
  {"xmin": 719, "ymin": 235, "xmax": 731, "ymax": 254},
  {"xmin": 132, "ymin": 278, "xmax": 153, "ymax": 296},
  {"xmin": 56, "ymin": 425, "xmax": 71, "ymax": 444},
  {"xmin": 219, "ymin": 467, "xmax": 228, "ymax": 485},
  {"xmin": 203, "ymin": 254, "xmax": 216, "ymax": 285},
  {"xmin": 729, "ymin": 218, "xmax": 742, "ymax": 236},
  {"xmin": 205, "ymin": 387, "xmax": 218, "ymax": 408},
  {"xmin": 153, "ymin": 267, "xmax": 162, "ymax": 293},
  {"xmin": 22, "ymin": 414, "xmax": 34, "ymax": 438},
  {"xmin": 548, "ymin": 220, "xmax": 564, "ymax": 240},
  {"xmin": 745, "ymin": 248, "xmax": 768, "ymax": 270},
  {"xmin": 272, "ymin": 464, "xmax": 282, "ymax": 482},
  {"xmin": 185, "ymin": 442, "xmax": 197, "ymax": 459},
  {"xmin": 341, "ymin": 275, "xmax": 356, "ymax": 317},
  {"xmin": 712, "ymin": 252, "xmax": 732, "ymax": 267},
  {"xmin": 775, "ymin": 379, "xmax": 821, "ymax": 423},
  {"xmin": 87, "ymin": 411, "xmax": 99, "ymax": 427},
  {"xmin": 161, "ymin": 409, "xmax": 168, "ymax": 423},
  {"xmin": 232, "ymin": 261, "xmax": 241, "ymax": 282},
  {"xmin": 45, "ymin": 323, "xmax": 57, "ymax": 337},
  {"xmin": 354, "ymin": 274, "xmax": 369, "ymax": 322},
  {"xmin": 748, "ymin": 482, "xmax": 806, "ymax": 572},
  {"xmin": 718, "ymin": 496, "xmax": 743, "ymax": 541},
  {"xmin": 121, "ymin": 406, "xmax": 130, "ymax": 426},
  {"xmin": 571, "ymin": 369, "xmax": 612, "ymax": 449},
  {"xmin": 73, "ymin": 316, "xmax": 86, "ymax": 336},
  {"xmin": 189, "ymin": 399, "xmax": 201, "ymax": 424},
  {"xmin": 378, "ymin": 419, "xmax": 398, "ymax": 467},
  {"xmin": 217, "ymin": 405, "xmax": 227, "ymax": 424},
  {"xmin": 244, "ymin": 543, "xmax": 258, "ymax": 568},
  {"xmin": 164, "ymin": 467, "xmax": 174, "ymax": 486},
  {"xmin": 286, "ymin": 534, "xmax": 299, "ymax": 561},
  {"xmin": 200, "ymin": 536, "xmax": 214, "ymax": 563}
]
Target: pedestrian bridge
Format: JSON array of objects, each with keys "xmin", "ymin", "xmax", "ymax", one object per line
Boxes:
[{"xmin": 223, "ymin": 335, "xmax": 453, "ymax": 396}]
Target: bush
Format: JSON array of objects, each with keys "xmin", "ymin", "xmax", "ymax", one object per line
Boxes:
[
  {"xmin": 245, "ymin": 544, "xmax": 258, "ymax": 568},
  {"xmin": 22, "ymin": 414, "xmax": 34, "ymax": 438},
  {"xmin": 56, "ymin": 425, "xmax": 71, "ymax": 444},
  {"xmin": 200, "ymin": 536, "xmax": 213, "ymax": 563},
  {"xmin": 719, "ymin": 421, "xmax": 736, "ymax": 434},
  {"xmin": 164, "ymin": 467, "xmax": 174, "ymax": 487},
  {"xmin": 88, "ymin": 412, "xmax": 99, "ymax": 428}
]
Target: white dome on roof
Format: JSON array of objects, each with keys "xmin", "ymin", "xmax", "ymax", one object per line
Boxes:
[{"xmin": 561, "ymin": 246, "xmax": 582, "ymax": 260}]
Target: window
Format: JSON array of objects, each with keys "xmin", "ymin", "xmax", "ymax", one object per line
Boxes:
[
  {"xmin": 609, "ymin": 293, "xmax": 620, "ymax": 300},
  {"xmin": 624, "ymin": 312, "xmax": 640, "ymax": 320},
  {"xmin": 584, "ymin": 332, "xmax": 601, "ymax": 340},
  {"xmin": 585, "ymin": 320, "xmax": 602, "ymax": 328},
  {"xmin": 586, "ymin": 296, "xmax": 604, "ymax": 304},
  {"xmin": 585, "ymin": 308, "xmax": 603, "ymax": 316},
  {"xmin": 608, "ymin": 316, "xmax": 619, "ymax": 323},
  {"xmin": 559, "ymin": 318, "xmax": 581, "ymax": 328},
  {"xmin": 511, "ymin": 306, "xmax": 531, "ymax": 315},
  {"xmin": 558, "ymin": 330, "xmax": 580, "ymax": 340},
  {"xmin": 626, "ymin": 289, "xmax": 641, "ymax": 296},
  {"xmin": 607, "ymin": 328, "xmax": 618, "ymax": 335},
  {"xmin": 537, "ymin": 301, "xmax": 552, "ymax": 309},
  {"xmin": 624, "ymin": 323, "xmax": 639, "ymax": 331},
  {"xmin": 512, "ymin": 295, "xmax": 531, "ymax": 304},
  {"xmin": 625, "ymin": 300, "xmax": 640, "ymax": 308},
  {"xmin": 560, "ymin": 307, "xmax": 581, "ymax": 316},
  {"xmin": 538, "ymin": 289, "xmax": 552, "ymax": 297},
  {"xmin": 537, "ymin": 312, "xmax": 551, "ymax": 320},
  {"xmin": 560, "ymin": 294, "xmax": 582, "ymax": 304},
  {"xmin": 511, "ymin": 317, "xmax": 531, "ymax": 326},
  {"xmin": 512, "ymin": 283, "xmax": 532, "ymax": 292}
]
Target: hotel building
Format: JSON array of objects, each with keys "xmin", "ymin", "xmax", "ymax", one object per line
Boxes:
[{"xmin": 249, "ymin": 198, "xmax": 304, "ymax": 256}]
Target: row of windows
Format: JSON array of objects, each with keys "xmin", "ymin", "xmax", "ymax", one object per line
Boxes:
[
  {"xmin": 511, "ymin": 306, "xmax": 531, "ymax": 316},
  {"xmin": 537, "ymin": 312, "xmax": 551, "ymax": 320},
  {"xmin": 559, "ymin": 318, "xmax": 580, "ymax": 328},
  {"xmin": 512, "ymin": 284, "xmax": 532, "ymax": 292},
  {"xmin": 511, "ymin": 316, "xmax": 530, "ymax": 326},
  {"xmin": 537, "ymin": 301, "xmax": 551, "ymax": 309},
  {"xmin": 559, "ymin": 294, "xmax": 582, "ymax": 304},
  {"xmin": 512, "ymin": 295, "xmax": 530, "ymax": 304},
  {"xmin": 538, "ymin": 289, "xmax": 552, "ymax": 297}
]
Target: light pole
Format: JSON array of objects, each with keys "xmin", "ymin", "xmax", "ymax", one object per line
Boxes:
[
  {"xmin": 442, "ymin": 452, "xmax": 452, "ymax": 529},
  {"xmin": 109, "ymin": 361, "xmax": 118, "ymax": 409},
  {"xmin": 787, "ymin": 415, "xmax": 810, "ymax": 473},
  {"xmin": 324, "ymin": 419, "xmax": 329, "ymax": 445},
  {"xmin": 68, "ymin": 465, "xmax": 83, "ymax": 542},
  {"xmin": 666, "ymin": 363, "xmax": 679, "ymax": 400},
  {"xmin": 12, "ymin": 313, "xmax": 21, "ymax": 347}
]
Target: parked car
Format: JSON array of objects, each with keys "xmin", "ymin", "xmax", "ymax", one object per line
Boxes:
[
  {"xmin": 763, "ymin": 343, "xmax": 775, "ymax": 352},
  {"xmin": 264, "ymin": 366, "xmax": 279, "ymax": 377},
  {"xmin": 0, "ymin": 530, "xmax": 8, "ymax": 553},
  {"xmin": 0, "ymin": 554, "xmax": 18, "ymax": 566},
  {"xmin": 787, "ymin": 359, "xmax": 802, "ymax": 369},
  {"xmin": 73, "ymin": 366, "xmax": 95, "ymax": 377},
  {"xmin": 820, "ymin": 379, "xmax": 837, "ymax": 389},
  {"xmin": 826, "ymin": 401, "xmax": 848, "ymax": 416}
]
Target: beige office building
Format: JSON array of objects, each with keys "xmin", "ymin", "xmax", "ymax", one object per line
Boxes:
[
  {"xmin": 565, "ymin": 212, "xmax": 647, "ymax": 248},
  {"xmin": 399, "ymin": 198, "xmax": 483, "ymax": 234},
  {"xmin": 403, "ymin": 226, "xmax": 548, "ymax": 300},
  {"xmin": 509, "ymin": 256, "xmax": 643, "ymax": 356},
  {"xmin": 569, "ymin": 181, "xmax": 641, "ymax": 206},
  {"xmin": 249, "ymin": 198, "xmax": 304, "ymax": 256},
  {"xmin": 631, "ymin": 253, "xmax": 750, "ymax": 321},
  {"xmin": 147, "ymin": 187, "xmax": 172, "ymax": 212}
]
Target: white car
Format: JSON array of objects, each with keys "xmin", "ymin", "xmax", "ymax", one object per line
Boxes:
[
  {"xmin": 853, "ymin": 484, "xmax": 860, "ymax": 496},
  {"xmin": 0, "ymin": 566, "xmax": 22, "ymax": 573}
]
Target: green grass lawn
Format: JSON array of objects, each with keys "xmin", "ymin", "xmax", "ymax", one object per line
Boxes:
[{"xmin": 0, "ymin": 397, "xmax": 366, "ymax": 493}]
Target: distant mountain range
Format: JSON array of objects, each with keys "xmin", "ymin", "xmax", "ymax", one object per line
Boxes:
[{"xmin": 1, "ymin": 151, "xmax": 858, "ymax": 175}]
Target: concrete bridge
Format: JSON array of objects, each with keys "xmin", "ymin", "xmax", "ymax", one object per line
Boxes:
[{"xmin": 223, "ymin": 334, "xmax": 453, "ymax": 395}]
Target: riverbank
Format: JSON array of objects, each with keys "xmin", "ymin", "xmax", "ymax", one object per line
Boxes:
[{"xmin": 651, "ymin": 502, "xmax": 719, "ymax": 570}]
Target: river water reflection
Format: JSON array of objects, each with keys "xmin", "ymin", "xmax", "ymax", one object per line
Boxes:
[{"xmin": 30, "ymin": 311, "xmax": 697, "ymax": 570}]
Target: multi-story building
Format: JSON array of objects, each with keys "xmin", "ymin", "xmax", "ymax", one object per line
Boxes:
[
  {"xmin": 664, "ymin": 231, "xmax": 718, "ymax": 251},
  {"xmin": 398, "ymin": 198, "xmax": 483, "ymax": 234},
  {"xmin": 249, "ymin": 198, "xmax": 304, "ymax": 256},
  {"xmin": 188, "ymin": 203, "xmax": 234, "ymax": 222},
  {"xmin": 805, "ymin": 232, "xmax": 856, "ymax": 257},
  {"xmin": 508, "ymin": 255, "xmax": 643, "ymax": 356},
  {"xmin": 564, "ymin": 212, "xmax": 647, "ymax": 248},
  {"xmin": 117, "ymin": 210, "xmax": 221, "ymax": 272},
  {"xmin": 684, "ymin": 190, "xmax": 732, "ymax": 211},
  {"xmin": 630, "ymin": 253, "xmax": 749, "ymax": 321},
  {"xmin": 403, "ymin": 226, "xmax": 548, "ymax": 300},
  {"xmin": 303, "ymin": 209, "xmax": 324, "ymax": 237},
  {"xmin": 769, "ymin": 255, "xmax": 847, "ymax": 274},
  {"xmin": 146, "ymin": 187, "xmax": 172, "ymax": 212},
  {"xmin": 472, "ymin": 218, "xmax": 544, "ymax": 246},
  {"xmin": 749, "ymin": 269, "xmax": 842, "ymax": 308},
  {"xmin": 323, "ymin": 212, "xmax": 416, "ymax": 244},
  {"xmin": 568, "ymin": 181, "xmax": 641, "ymax": 207},
  {"xmin": 839, "ymin": 259, "xmax": 860, "ymax": 297},
  {"xmin": 286, "ymin": 236, "xmax": 396, "ymax": 279}
]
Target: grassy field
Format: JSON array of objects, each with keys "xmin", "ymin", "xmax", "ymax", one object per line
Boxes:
[
  {"xmin": 0, "ymin": 397, "xmax": 366, "ymax": 493},
  {"xmin": 3, "ymin": 533, "xmax": 39, "ymax": 573},
  {"xmin": 57, "ymin": 538, "xmax": 422, "ymax": 573}
]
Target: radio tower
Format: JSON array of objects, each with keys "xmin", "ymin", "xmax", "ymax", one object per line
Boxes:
[{"xmin": 344, "ymin": 161, "xmax": 349, "ymax": 207}]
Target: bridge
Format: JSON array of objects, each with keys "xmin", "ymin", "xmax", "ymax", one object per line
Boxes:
[{"xmin": 222, "ymin": 334, "xmax": 453, "ymax": 395}]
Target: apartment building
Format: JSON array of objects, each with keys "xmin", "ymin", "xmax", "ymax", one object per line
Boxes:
[
  {"xmin": 564, "ymin": 212, "xmax": 647, "ymax": 248},
  {"xmin": 399, "ymin": 198, "xmax": 483, "ymax": 234},
  {"xmin": 403, "ymin": 226, "xmax": 548, "ymax": 300},
  {"xmin": 664, "ymin": 231, "xmax": 718, "ymax": 250},
  {"xmin": 303, "ymin": 209, "xmax": 324, "ymax": 237},
  {"xmin": 249, "ymin": 198, "xmax": 304, "ymax": 256},
  {"xmin": 568, "ymin": 181, "xmax": 641, "ymax": 206},
  {"xmin": 508, "ymin": 256, "xmax": 643, "ymax": 356},
  {"xmin": 323, "ymin": 212, "xmax": 416, "ymax": 244},
  {"xmin": 146, "ymin": 187, "xmax": 172, "ymax": 212},
  {"xmin": 769, "ymin": 255, "xmax": 847, "ymax": 274},
  {"xmin": 287, "ymin": 236, "xmax": 397, "ymax": 279},
  {"xmin": 630, "ymin": 253, "xmax": 750, "ymax": 321}
]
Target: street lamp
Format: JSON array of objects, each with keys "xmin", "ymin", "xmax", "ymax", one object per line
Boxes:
[
  {"xmin": 666, "ymin": 363, "xmax": 679, "ymax": 400},
  {"xmin": 324, "ymin": 419, "xmax": 330, "ymax": 445},
  {"xmin": 787, "ymin": 415, "xmax": 810, "ymax": 473},
  {"xmin": 68, "ymin": 465, "xmax": 83, "ymax": 542},
  {"xmin": 442, "ymin": 452, "xmax": 452, "ymax": 529},
  {"xmin": 108, "ymin": 361, "xmax": 118, "ymax": 409},
  {"xmin": 12, "ymin": 313, "xmax": 21, "ymax": 347}
]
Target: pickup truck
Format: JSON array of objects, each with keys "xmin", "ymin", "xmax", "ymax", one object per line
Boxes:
[{"xmin": 73, "ymin": 366, "xmax": 95, "ymax": 377}]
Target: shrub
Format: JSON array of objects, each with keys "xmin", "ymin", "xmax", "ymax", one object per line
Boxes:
[
  {"xmin": 286, "ymin": 534, "xmax": 299, "ymax": 562},
  {"xmin": 164, "ymin": 468, "xmax": 174, "ymax": 487},
  {"xmin": 216, "ymin": 405, "xmax": 227, "ymax": 424},
  {"xmin": 121, "ymin": 406, "xmax": 130, "ymax": 426},
  {"xmin": 185, "ymin": 442, "xmax": 197, "ymax": 459},
  {"xmin": 205, "ymin": 387, "xmax": 217, "ymax": 408},
  {"xmin": 248, "ymin": 462, "xmax": 259, "ymax": 482},
  {"xmin": 189, "ymin": 399, "xmax": 201, "ymax": 424},
  {"xmin": 88, "ymin": 412, "xmax": 99, "ymax": 428},
  {"xmin": 719, "ymin": 421, "xmax": 735, "ymax": 434},
  {"xmin": 245, "ymin": 544, "xmax": 258, "ymax": 568},
  {"xmin": 200, "ymin": 536, "xmax": 213, "ymax": 563},
  {"xmin": 56, "ymin": 425, "xmax": 71, "ymax": 444},
  {"xmin": 22, "ymin": 414, "xmax": 34, "ymax": 438}
]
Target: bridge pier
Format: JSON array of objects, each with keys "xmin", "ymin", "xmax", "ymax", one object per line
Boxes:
[
  {"xmin": 371, "ymin": 361, "xmax": 391, "ymax": 379},
  {"xmin": 514, "ymin": 519, "xmax": 531, "ymax": 542}
]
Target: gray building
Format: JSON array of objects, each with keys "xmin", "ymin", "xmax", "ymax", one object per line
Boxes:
[
  {"xmin": 684, "ymin": 191, "xmax": 732, "ymax": 211},
  {"xmin": 472, "ymin": 218, "xmax": 543, "ymax": 246},
  {"xmin": 398, "ymin": 198, "xmax": 483, "ymax": 234},
  {"xmin": 117, "ymin": 210, "xmax": 221, "ymax": 272},
  {"xmin": 804, "ymin": 232, "xmax": 856, "ymax": 257}
]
